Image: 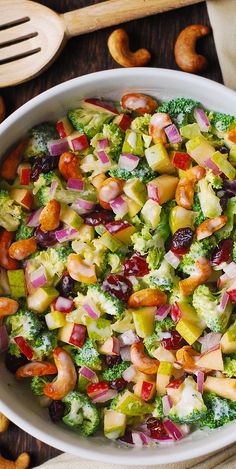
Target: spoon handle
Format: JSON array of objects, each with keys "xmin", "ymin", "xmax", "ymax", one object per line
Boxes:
[{"xmin": 62, "ymin": 0, "xmax": 203, "ymax": 38}]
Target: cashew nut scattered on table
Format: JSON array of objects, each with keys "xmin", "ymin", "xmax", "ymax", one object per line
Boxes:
[
  {"xmin": 0, "ymin": 413, "xmax": 10, "ymax": 432},
  {"xmin": 107, "ymin": 28, "xmax": 151, "ymax": 68},
  {"xmin": 0, "ymin": 96, "xmax": 5, "ymax": 123},
  {"xmin": 0, "ymin": 452, "xmax": 30, "ymax": 469},
  {"xmin": 174, "ymin": 24, "xmax": 210, "ymax": 74}
]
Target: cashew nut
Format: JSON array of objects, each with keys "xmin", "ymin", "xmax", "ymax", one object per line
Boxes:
[
  {"xmin": 16, "ymin": 361, "xmax": 57, "ymax": 379},
  {"xmin": 44, "ymin": 347, "xmax": 77, "ymax": 400},
  {"xmin": 8, "ymin": 237, "xmax": 37, "ymax": 261},
  {"xmin": 175, "ymin": 165, "xmax": 206, "ymax": 209},
  {"xmin": 67, "ymin": 253, "xmax": 97, "ymax": 284},
  {"xmin": 0, "ymin": 230, "xmax": 19, "ymax": 270},
  {"xmin": 174, "ymin": 24, "xmax": 210, "ymax": 74},
  {"xmin": 98, "ymin": 177, "xmax": 123, "ymax": 210},
  {"xmin": 176, "ymin": 346, "xmax": 200, "ymax": 374},
  {"xmin": 196, "ymin": 215, "xmax": 228, "ymax": 241},
  {"xmin": 39, "ymin": 199, "xmax": 61, "ymax": 231},
  {"xmin": 121, "ymin": 92, "xmax": 157, "ymax": 115},
  {"xmin": 59, "ymin": 151, "xmax": 82, "ymax": 180},
  {"xmin": 179, "ymin": 257, "xmax": 212, "ymax": 296},
  {"xmin": 107, "ymin": 28, "xmax": 151, "ymax": 68},
  {"xmin": 0, "ymin": 96, "xmax": 5, "ymax": 123},
  {"xmin": 130, "ymin": 342, "xmax": 159, "ymax": 374},
  {"xmin": 0, "ymin": 139, "xmax": 27, "ymax": 181},
  {"xmin": 128, "ymin": 288, "xmax": 167, "ymax": 308},
  {"xmin": 0, "ymin": 453, "xmax": 30, "ymax": 469},
  {"xmin": 0, "ymin": 413, "xmax": 10, "ymax": 432},
  {"xmin": 149, "ymin": 113, "xmax": 172, "ymax": 144},
  {"xmin": 0, "ymin": 297, "xmax": 18, "ymax": 317}
]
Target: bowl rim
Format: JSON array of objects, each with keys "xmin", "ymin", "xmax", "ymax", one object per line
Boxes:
[{"xmin": 1, "ymin": 67, "xmax": 236, "ymax": 465}]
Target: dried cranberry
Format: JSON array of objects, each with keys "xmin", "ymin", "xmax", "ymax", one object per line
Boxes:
[
  {"xmin": 102, "ymin": 274, "xmax": 133, "ymax": 302},
  {"xmin": 161, "ymin": 331, "xmax": 185, "ymax": 350},
  {"xmin": 4, "ymin": 352, "xmax": 28, "ymax": 374},
  {"xmin": 223, "ymin": 179, "xmax": 236, "ymax": 196},
  {"xmin": 110, "ymin": 377, "xmax": 127, "ymax": 391},
  {"xmin": 167, "ymin": 378, "xmax": 184, "ymax": 389},
  {"xmin": 146, "ymin": 417, "xmax": 166, "ymax": 438},
  {"xmin": 211, "ymin": 239, "xmax": 233, "ymax": 265},
  {"xmin": 35, "ymin": 226, "xmax": 57, "ymax": 247},
  {"xmin": 220, "ymin": 195, "xmax": 229, "ymax": 211},
  {"xmin": 48, "ymin": 400, "xmax": 66, "ymax": 422},
  {"xmin": 58, "ymin": 272, "xmax": 75, "ymax": 298},
  {"xmin": 123, "ymin": 253, "xmax": 149, "ymax": 277},
  {"xmin": 83, "ymin": 208, "xmax": 114, "ymax": 226},
  {"xmin": 31, "ymin": 155, "xmax": 60, "ymax": 181},
  {"xmin": 105, "ymin": 355, "xmax": 121, "ymax": 367},
  {"xmin": 215, "ymin": 145, "xmax": 229, "ymax": 154},
  {"xmin": 120, "ymin": 429, "xmax": 133, "ymax": 444},
  {"xmin": 171, "ymin": 228, "xmax": 194, "ymax": 255}
]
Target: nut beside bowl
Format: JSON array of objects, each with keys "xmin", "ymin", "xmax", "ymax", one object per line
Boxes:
[{"xmin": 1, "ymin": 68, "xmax": 236, "ymax": 465}]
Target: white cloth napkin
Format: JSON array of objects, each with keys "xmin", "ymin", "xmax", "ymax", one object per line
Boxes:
[{"xmin": 37, "ymin": 1, "xmax": 236, "ymax": 467}]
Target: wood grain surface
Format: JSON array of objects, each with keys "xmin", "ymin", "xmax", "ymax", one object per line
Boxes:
[{"xmin": 0, "ymin": 0, "xmax": 222, "ymax": 467}]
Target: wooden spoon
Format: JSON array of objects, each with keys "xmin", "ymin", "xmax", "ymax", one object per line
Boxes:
[{"xmin": 0, "ymin": 0, "xmax": 203, "ymax": 87}]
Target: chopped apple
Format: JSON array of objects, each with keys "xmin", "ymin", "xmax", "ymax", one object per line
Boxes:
[
  {"xmin": 169, "ymin": 206, "xmax": 195, "ymax": 234},
  {"xmin": 123, "ymin": 179, "xmax": 147, "ymax": 206},
  {"xmin": 7, "ymin": 269, "xmax": 26, "ymax": 298},
  {"xmin": 113, "ymin": 390, "xmax": 153, "ymax": 416},
  {"xmin": 98, "ymin": 337, "xmax": 120, "ymax": 356},
  {"xmin": 133, "ymin": 379, "xmax": 156, "ymax": 401},
  {"xmin": 156, "ymin": 361, "xmax": 172, "ymax": 396},
  {"xmin": 122, "ymin": 130, "xmax": 144, "ymax": 156},
  {"xmin": 60, "ymin": 204, "xmax": 83, "ymax": 230},
  {"xmin": 45, "ymin": 311, "xmax": 67, "ymax": 330},
  {"xmin": 176, "ymin": 319, "xmax": 203, "ymax": 345},
  {"xmin": 132, "ymin": 307, "xmax": 156, "ymax": 338},
  {"xmin": 166, "ymin": 384, "xmax": 183, "ymax": 405},
  {"xmin": 104, "ymin": 410, "xmax": 126, "ymax": 439},
  {"xmin": 145, "ymin": 142, "xmax": 175, "ymax": 174},
  {"xmin": 27, "ymin": 286, "xmax": 59, "ymax": 313},
  {"xmin": 10, "ymin": 188, "xmax": 33, "ymax": 210},
  {"xmin": 186, "ymin": 135, "xmax": 215, "ymax": 167},
  {"xmin": 141, "ymin": 199, "xmax": 161, "ymax": 229},
  {"xmin": 171, "ymin": 151, "xmax": 191, "ymax": 170},
  {"xmin": 113, "ymin": 113, "xmax": 132, "ymax": 131},
  {"xmin": 56, "ymin": 117, "xmax": 73, "ymax": 138},
  {"xmin": 17, "ymin": 163, "xmax": 31, "ymax": 185},
  {"xmin": 211, "ymin": 151, "xmax": 236, "ymax": 180},
  {"xmin": 221, "ymin": 321, "xmax": 236, "ymax": 353},
  {"xmin": 99, "ymin": 231, "xmax": 123, "ymax": 251},
  {"xmin": 147, "ymin": 175, "xmax": 179, "ymax": 205},
  {"xmin": 105, "ymin": 221, "xmax": 135, "ymax": 245},
  {"xmin": 204, "ymin": 376, "xmax": 236, "ymax": 400},
  {"xmin": 67, "ymin": 132, "xmax": 89, "ymax": 152},
  {"xmin": 124, "ymin": 196, "xmax": 142, "ymax": 217},
  {"xmin": 173, "ymin": 302, "xmax": 204, "ymax": 328},
  {"xmin": 195, "ymin": 346, "xmax": 224, "ymax": 371},
  {"xmin": 133, "ymin": 370, "xmax": 156, "ymax": 383},
  {"xmin": 152, "ymin": 345, "xmax": 176, "ymax": 362},
  {"xmin": 81, "ymin": 98, "xmax": 118, "ymax": 115},
  {"xmin": 58, "ymin": 322, "xmax": 86, "ymax": 347},
  {"xmin": 86, "ymin": 316, "xmax": 112, "ymax": 341}
]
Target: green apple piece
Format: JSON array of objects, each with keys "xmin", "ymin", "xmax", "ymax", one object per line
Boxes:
[
  {"xmin": 104, "ymin": 410, "xmax": 126, "ymax": 439},
  {"xmin": 124, "ymin": 196, "xmax": 142, "ymax": 217},
  {"xmin": 78, "ymin": 374, "xmax": 90, "ymax": 392},
  {"xmin": 185, "ymin": 135, "xmax": 215, "ymax": 166},
  {"xmin": 180, "ymin": 123, "xmax": 201, "ymax": 139},
  {"xmin": 229, "ymin": 145, "xmax": 236, "ymax": 164},
  {"xmin": 176, "ymin": 319, "xmax": 203, "ymax": 345},
  {"xmin": 169, "ymin": 206, "xmax": 195, "ymax": 234},
  {"xmin": 113, "ymin": 390, "xmax": 153, "ymax": 416},
  {"xmin": 142, "ymin": 133, "xmax": 152, "ymax": 148},
  {"xmin": 176, "ymin": 302, "xmax": 205, "ymax": 328},
  {"xmin": 132, "ymin": 307, "xmax": 156, "ymax": 338},
  {"xmin": 27, "ymin": 286, "xmax": 59, "ymax": 313},
  {"xmin": 158, "ymin": 361, "xmax": 173, "ymax": 376},
  {"xmin": 123, "ymin": 178, "xmax": 147, "ymax": 206},
  {"xmin": 86, "ymin": 316, "xmax": 112, "ymax": 341},
  {"xmin": 122, "ymin": 130, "xmax": 144, "ymax": 156},
  {"xmin": 145, "ymin": 142, "xmax": 175, "ymax": 174},
  {"xmin": 7, "ymin": 269, "xmax": 26, "ymax": 298},
  {"xmin": 141, "ymin": 199, "xmax": 161, "ymax": 229},
  {"xmin": 60, "ymin": 204, "xmax": 83, "ymax": 230},
  {"xmin": 99, "ymin": 232, "xmax": 123, "ymax": 252},
  {"xmin": 211, "ymin": 151, "xmax": 236, "ymax": 180},
  {"xmin": 221, "ymin": 321, "xmax": 236, "ymax": 353}
]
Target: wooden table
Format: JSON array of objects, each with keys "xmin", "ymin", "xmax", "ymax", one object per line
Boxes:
[{"xmin": 0, "ymin": 0, "xmax": 223, "ymax": 467}]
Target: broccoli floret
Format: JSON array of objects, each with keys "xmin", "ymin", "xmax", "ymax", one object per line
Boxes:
[
  {"xmin": 73, "ymin": 338, "xmax": 102, "ymax": 370},
  {"xmin": 216, "ymin": 196, "xmax": 236, "ymax": 242},
  {"xmin": 131, "ymin": 114, "xmax": 151, "ymax": 133},
  {"xmin": 144, "ymin": 317, "xmax": 175, "ymax": 356},
  {"xmin": 192, "ymin": 194, "xmax": 206, "ymax": 227},
  {"xmin": 169, "ymin": 280, "xmax": 190, "ymax": 305},
  {"xmin": 102, "ymin": 362, "xmax": 130, "ymax": 381},
  {"xmin": 24, "ymin": 123, "xmax": 58, "ymax": 159},
  {"xmin": 131, "ymin": 210, "xmax": 171, "ymax": 256},
  {"xmin": 62, "ymin": 391, "xmax": 100, "ymax": 436},
  {"xmin": 210, "ymin": 111, "xmax": 236, "ymax": 132},
  {"xmin": 146, "ymin": 259, "xmax": 176, "ymax": 292},
  {"xmin": 0, "ymin": 190, "xmax": 22, "ymax": 231},
  {"xmin": 157, "ymin": 98, "xmax": 200, "ymax": 125},
  {"xmin": 27, "ymin": 248, "xmax": 67, "ymax": 285},
  {"xmin": 72, "ymin": 238, "xmax": 107, "ymax": 275},
  {"xmin": 224, "ymin": 356, "xmax": 236, "ymax": 378},
  {"xmin": 8, "ymin": 341, "xmax": 21, "ymax": 357},
  {"xmin": 57, "ymin": 246, "xmax": 73, "ymax": 262},
  {"xmin": 168, "ymin": 377, "xmax": 207, "ymax": 424},
  {"xmin": 32, "ymin": 331, "xmax": 57, "ymax": 360},
  {"xmin": 107, "ymin": 252, "xmax": 125, "ymax": 273},
  {"xmin": 147, "ymin": 247, "xmax": 165, "ymax": 270},
  {"xmin": 193, "ymin": 284, "xmax": 232, "ymax": 333},
  {"xmin": 6, "ymin": 309, "xmax": 42, "ymax": 341},
  {"xmin": 155, "ymin": 317, "xmax": 175, "ymax": 334},
  {"xmin": 205, "ymin": 170, "xmax": 223, "ymax": 190},
  {"xmin": 109, "ymin": 159, "xmax": 156, "ymax": 183},
  {"xmin": 68, "ymin": 108, "xmax": 112, "ymax": 139},
  {"xmin": 15, "ymin": 212, "xmax": 34, "ymax": 240},
  {"xmin": 86, "ymin": 284, "xmax": 124, "ymax": 317},
  {"xmin": 31, "ymin": 376, "xmax": 53, "ymax": 396},
  {"xmin": 33, "ymin": 171, "xmax": 56, "ymax": 194},
  {"xmin": 197, "ymin": 177, "xmax": 222, "ymax": 218},
  {"xmin": 199, "ymin": 392, "xmax": 236, "ymax": 429},
  {"xmin": 153, "ymin": 396, "xmax": 164, "ymax": 419},
  {"xmin": 156, "ymin": 200, "xmax": 175, "ymax": 242},
  {"xmin": 35, "ymin": 186, "xmax": 51, "ymax": 206},
  {"xmin": 110, "ymin": 390, "xmax": 154, "ymax": 416},
  {"xmin": 179, "ymin": 239, "xmax": 216, "ymax": 276},
  {"xmin": 102, "ymin": 123, "xmax": 124, "ymax": 161}
]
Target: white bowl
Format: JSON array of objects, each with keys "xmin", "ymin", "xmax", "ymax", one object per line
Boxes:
[{"xmin": 1, "ymin": 68, "xmax": 236, "ymax": 465}]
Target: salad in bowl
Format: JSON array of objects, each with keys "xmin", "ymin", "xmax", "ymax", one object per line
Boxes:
[{"xmin": 1, "ymin": 91, "xmax": 236, "ymax": 448}]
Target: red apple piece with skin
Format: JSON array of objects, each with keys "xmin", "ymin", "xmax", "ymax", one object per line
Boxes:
[{"xmin": 98, "ymin": 337, "xmax": 120, "ymax": 356}]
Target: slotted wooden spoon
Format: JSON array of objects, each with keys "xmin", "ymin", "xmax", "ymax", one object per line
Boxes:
[{"xmin": 0, "ymin": 0, "xmax": 203, "ymax": 87}]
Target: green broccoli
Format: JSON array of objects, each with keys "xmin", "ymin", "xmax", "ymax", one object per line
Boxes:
[
  {"xmin": 131, "ymin": 225, "xmax": 162, "ymax": 256},
  {"xmin": 155, "ymin": 317, "xmax": 175, "ymax": 334},
  {"xmin": 144, "ymin": 317, "xmax": 175, "ymax": 357},
  {"xmin": 107, "ymin": 252, "xmax": 125, "ymax": 273},
  {"xmin": 33, "ymin": 171, "xmax": 57, "ymax": 194},
  {"xmin": 199, "ymin": 392, "xmax": 236, "ymax": 429},
  {"xmin": 210, "ymin": 111, "xmax": 236, "ymax": 132},
  {"xmin": 153, "ymin": 396, "xmax": 164, "ymax": 419},
  {"xmin": 131, "ymin": 114, "xmax": 151, "ymax": 133},
  {"xmin": 156, "ymin": 200, "xmax": 176, "ymax": 242},
  {"xmin": 68, "ymin": 108, "xmax": 113, "ymax": 139},
  {"xmin": 223, "ymin": 356, "xmax": 236, "ymax": 378},
  {"xmin": 205, "ymin": 170, "xmax": 223, "ymax": 190},
  {"xmin": 109, "ymin": 159, "xmax": 156, "ymax": 183},
  {"xmin": 31, "ymin": 376, "xmax": 54, "ymax": 396},
  {"xmin": 147, "ymin": 246, "xmax": 165, "ymax": 270},
  {"xmin": 62, "ymin": 391, "xmax": 100, "ymax": 436},
  {"xmin": 102, "ymin": 362, "xmax": 130, "ymax": 381},
  {"xmin": 6, "ymin": 309, "xmax": 42, "ymax": 341},
  {"xmin": 168, "ymin": 377, "xmax": 207, "ymax": 424},
  {"xmin": 179, "ymin": 239, "xmax": 216, "ymax": 276},
  {"xmin": 0, "ymin": 190, "xmax": 22, "ymax": 231},
  {"xmin": 197, "ymin": 177, "xmax": 222, "ymax": 218},
  {"xmin": 192, "ymin": 194, "xmax": 206, "ymax": 227},
  {"xmin": 27, "ymin": 248, "xmax": 67, "ymax": 286},
  {"xmin": 157, "ymin": 98, "xmax": 200, "ymax": 125},
  {"xmin": 216, "ymin": 196, "xmax": 236, "ymax": 242},
  {"xmin": 146, "ymin": 259, "xmax": 176, "ymax": 292},
  {"xmin": 101, "ymin": 123, "xmax": 124, "ymax": 161},
  {"xmin": 193, "ymin": 284, "xmax": 232, "ymax": 333},
  {"xmin": 15, "ymin": 212, "xmax": 34, "ymax": 240},
  {"xmin": 32, "ymin": 331, "xmax": 57, "ymax": 360},
  {"xmin": 8, "ymin": 341, "xmax": 21, "ymax": 357},
  {"xmin": 110, "ymin": 390, "xmax": 154, "ymax": 416},
  {"xmin": 35, "ymin": 186, "xmax": 51, "ymax": 206},
  {"xmin": 72, "ymin": 238, "xmax": 107, "ymax": 275},
  {"xmin": 86, "ymin": 284, "xmax": 124, "ymax": 317},
  {"xmin": 23, "ymin": 123, "xmax": 58, "ymax": 159},
  {"xmin": 57, "ymin": 246, "xmax": 74, "ymax": 262},
  {"xmin": 73, "ymin": 339, "xmax": 102, "ymax": 370}
]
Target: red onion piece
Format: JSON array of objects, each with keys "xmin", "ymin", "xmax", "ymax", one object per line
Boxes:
[
  {"xmin": 119, "ymin": 330, "xmax": 139, "ymax": 346},
  {"xmin": 118, "ymin": 153, "xmax": 139, "ymax": 171},
  {"xmin": 67, "ymin": 178, "xmax": 84, "ymax": 191},
  {"xmin": 198, "ymin": 332, "xmax": 222, "ymax": 353},
  {"xmin": 97, "ymin": 150, "xmax": 110, "ymax": 165},
  {"xmin": 30, "ymin": 266, "xmax": 48, "ymax": 288},
  {"xmin": 147, "ymin": 183, "xmax": 159, "ymax": 202},
  {"xmin": 223, "ymin": 262, "xmax": 236, "ymax": 279},
  {"xmin": 72, "ymin": 198, "xmax": 95, "ymax": 215},
  {"xmin": 110, "ymin": 196, "xmax": 128, "ymax": 218},
  {"xmin": 83, "ymin": 301, "xmax": 101, "ymax": 319},
  {"xmin": 49, "ymin": 180, "xmax": 58, "ymax": 197},
  {"xmin": 26, "ymin": 207, "xmax": 43, "ymax": 227},
  {"xmin": 155, "ymin": 305, "xmax": 171, "ymax": 321},
  {"xmin": 97, "ymin": 138, "xmax": 109, "ymax": 149},
  {"xmin": 197, "ymin": 370, "xmax": 205, "ymax": 393},
  {"xmin": 162, "ymin": 395, "xmax": 172, "ymax": 416},
  {"xmin": 194, "ymin": 108, "xmax": 210, "ymax": 132},
  {"xmin": 92, "ymin": 389, "xmax": 117, "ymax": 403},
  {"xmin": 164, "ymin": 124, "xmax": 182, "ymax": 144},
  {"xmin": 164, "ymin": 250, "xmax": 180, "ymax": 269},
  {"xmin": 218, "ymin": 291, "xmax": 230, "ymax": 312},
  {"xmin": 47, "ymin": 138, "xmax": 69, "ymax": 156},
  {"xmin": 79, "ymin": 366, "xmax": 98, "ymax": 383},
  {"xmin": 54, "ymin": 296, "xmax": 73, "ymax": 312},
  {"xmin": 131, "ymin": 432, "xmax": 144, "ymax": 447},
  {"xmin": 55, "ymin": 227, "xmax": 79, "ymax": 243},
  {"xmin": 122, "ymin": 365, "xmax": 136, "ymax": 382},
  {"xmin": 139, "ymin": 431, "xmax": 152, "ymax": 446},
  {"xmin": 163, "ymin": 419, "xmax": 184, "ymax": 440},
  {"xmin": 204, "ymin": 158, "xmax": 221, "ymax": 175},
  {"xmin": 120, "ymin": 346, "xmax": 131, "ymax": 362},
  {"xmin": 0, "ymin": 325, "xmax": 9, "ymax": 353}
]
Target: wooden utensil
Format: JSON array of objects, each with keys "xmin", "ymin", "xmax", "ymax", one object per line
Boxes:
[{"xmin": 0, "ymin": 0, "xmax": 204, "ymax": 87}]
